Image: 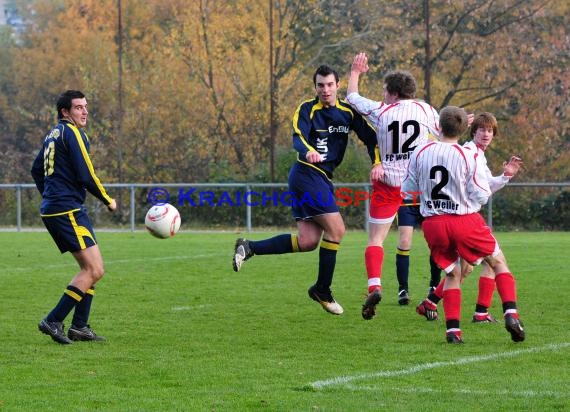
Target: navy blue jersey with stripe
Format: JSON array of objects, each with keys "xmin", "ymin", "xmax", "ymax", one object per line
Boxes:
[
  {"xmin": 292, "ymin": 97, "xmax": 378, "ymax": 178},
  {"xmin": 31, "ymin": 120, "xmax": 112, "ymax": 214}
]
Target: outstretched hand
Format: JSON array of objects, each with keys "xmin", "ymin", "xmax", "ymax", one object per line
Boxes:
[
  {"xmin": 351, "ymin": 52, "xmax": 369, "ymax": 74},
  {"xmin": 503, "ymin": 156, "xmax": 522, "ymax": 177}
]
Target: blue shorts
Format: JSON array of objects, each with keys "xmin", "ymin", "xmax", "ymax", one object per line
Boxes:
[
  {"xmin": 288, "ymin": 162, "xmax": 339, "ymax": 220},
  {"xmin": 41, "ymin": 207, "xmax": 98, "ymax": 253},
  {"xmin": 397, "ymin": 199, "xmax": 423, "ymax": 228}
]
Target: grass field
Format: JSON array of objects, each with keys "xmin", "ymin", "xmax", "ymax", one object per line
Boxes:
[{"xmin": 0, "ymin": 230, "xmax": 568, "ymax": 411}]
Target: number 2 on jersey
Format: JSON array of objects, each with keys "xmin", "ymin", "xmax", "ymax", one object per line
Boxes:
[{"xmin": 430, "ymin": 165, "xmax": 451, "ymax": 200}]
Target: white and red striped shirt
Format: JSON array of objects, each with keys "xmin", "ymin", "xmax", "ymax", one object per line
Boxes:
[
  {"xmin": 463, "ymin": 140, "xmax": 511, "ymax": 194},
  {"xmin": 402, "ymin": 141, "xmax": 492, "ymax": 217},
  {"xmin": 347, "ymin": 93, "xmax": 440, "ymax": 187}
]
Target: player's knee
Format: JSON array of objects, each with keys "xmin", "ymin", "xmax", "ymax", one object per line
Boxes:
[
  {"xmin": 326, "ymin": 222, "xmax": 345, "ymax": 243},
  {"xmin": 297, "ymin": 237, "xmax": 319, "ymax": 252},
  {"xmin": 333, "ymin": 225, "xmax": 346, "ymax": 242},
  {"xmin": 300, "ymin": 241, "xmax": 318, "ymax": 252},
  {"xmin": 463, "ymin": 265, "xmax": 474, "ymax": 276},
  {"xmin": 485, "ymin": 253, "xmax": 508, "ymax": 273},
  {"xmin": 398, "ymin": 239, "xmax": 412, "ymax": 250},
  {"xmin": 88, "ymin": 264, "xmax": 105, "ymax": 282}
]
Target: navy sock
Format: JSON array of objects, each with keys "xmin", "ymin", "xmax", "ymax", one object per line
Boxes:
[
  {"xmin": 396, "ymin": 249, "xmax": 410, "ymax": 291},
  {"xmin": 46, "ymin": 285, "xmax": 84, "ymax": 323},
  {"xmin": 316, "ymin": 239, "xmax": 339, "ymax": 290},
  {"xmin": 250, "ymin": 234, "xmax": 298, "ymax": 255},
  {"xmin": 429, "ymin": 255, "xmax": 441, "ymax": 288},
  {"xmin": 72, "ymin": 286, "xmax": 95, "ymax": 328}
]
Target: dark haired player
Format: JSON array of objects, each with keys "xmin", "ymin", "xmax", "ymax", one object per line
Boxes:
[
  {"xmin": 31, "ymin": 90, "xmax": 116, "ymax": 344},
  {"xmin": 232, "ymin": 64, "xmax": 378, "ymax": 315}
]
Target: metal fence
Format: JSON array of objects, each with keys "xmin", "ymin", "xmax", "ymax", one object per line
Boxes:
[{"xmin": 1, "ymin": 182, "xmax": 568, "ymax": 232}]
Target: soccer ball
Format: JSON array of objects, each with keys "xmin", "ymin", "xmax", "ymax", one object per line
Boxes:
[{"xmin": 145, "ymin": 203, "xmax": 181, "ymax": 239}]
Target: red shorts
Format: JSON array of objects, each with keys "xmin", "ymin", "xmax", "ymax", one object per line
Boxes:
[
  {"xmin": 369, "ymin": 181, "xmax": 402, "ymax": 224},
  {"xmin": 422, "ymin": 213, "xmax": 499, "ymax": 272}
]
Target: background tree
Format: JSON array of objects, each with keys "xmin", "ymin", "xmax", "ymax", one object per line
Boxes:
[
  {"xmin": 335, "ymin": 0, "xmax": 569, "ymax": 182},
  {"xmin": 266, "ymin": 0, "xmax": 379, "ymax": 180},
  {"xmin": 0, "ymin": 0, "xmax": 567, "ymax": 189}
]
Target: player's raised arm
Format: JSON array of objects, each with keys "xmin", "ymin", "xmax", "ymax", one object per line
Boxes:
[{"xmin": 347, "ymin": 52, "xmax": 368, "ymax": 96}]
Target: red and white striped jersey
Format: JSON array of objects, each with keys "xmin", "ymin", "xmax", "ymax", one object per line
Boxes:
[
  {"xmin": 463, "ymin": 140, "xmax": 511, "ymax": 194},
  {"xmin": 402, "ymin": 141, "xmax": 492, "ymax": 217},
  {"xmin": 347, "ymin": 93, "xmax": 440, "ymax": 187}
]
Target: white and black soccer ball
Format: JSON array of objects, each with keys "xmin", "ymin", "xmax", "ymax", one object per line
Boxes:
[{"xmin": 144, "ymin": 203, "xmax": 181, "ymax": 239}]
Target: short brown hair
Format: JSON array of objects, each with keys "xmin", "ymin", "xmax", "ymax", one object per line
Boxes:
[
  {"xmin": 384, "ymin": 71, "xmax": 416, "ymax": 99},
  {"xmin": 470, "ymin": 112, "xmax": 498, "ymax": 138},
  {"xmin": 439, "ymin": 106, "xmax": 468, "ymax": 138}
]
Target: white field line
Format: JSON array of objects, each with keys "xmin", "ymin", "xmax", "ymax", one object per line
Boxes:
[
  {"xmin": 344, "ymin": 385, "xmax": 568, "ymax": 398},
  {"xmin": 310, "ymin": 343, "xmax": 570, "ymax": 389}
]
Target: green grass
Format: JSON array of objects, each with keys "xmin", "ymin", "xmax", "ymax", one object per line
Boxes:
[{"xmin": 0, "ymin": 230, "xmax": 568, "ymax": 411}]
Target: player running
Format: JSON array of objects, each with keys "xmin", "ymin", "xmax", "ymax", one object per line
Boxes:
[{"xmin": 232, "ymin": 64, "xmax": 378, "ymax": 315}]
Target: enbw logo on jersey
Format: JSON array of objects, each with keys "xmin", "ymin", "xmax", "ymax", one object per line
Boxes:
[{"xmin": 328, "ymin": 125, "xmax": 349, "ymax": 133}]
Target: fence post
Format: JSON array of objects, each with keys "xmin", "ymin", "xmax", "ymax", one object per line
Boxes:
[
  {"xmin": 246, "ymin": 184, "xmax": 252, "ymax": 232},
  {"xmin": 130, "ymin": 185, "xmax": 136, "ymax": 232},
  {"xmin": 16, "ymin": 185, "xmax": 22, "ymax": 232}
]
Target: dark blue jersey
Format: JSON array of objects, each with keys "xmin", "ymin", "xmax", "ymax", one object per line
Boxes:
[
  {"xmin": 31, "ymin": 120, "xmax": 112, "ymax": 214},
  {"xmin": 292, "ymin": 97, "xmax": 379, "ymax": 178}
]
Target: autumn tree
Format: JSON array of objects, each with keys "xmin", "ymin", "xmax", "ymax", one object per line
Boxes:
[
  {"xmin": 337, "ymin": 0, "xmax": 569, "ymax": 182},
  {"xmin": 0, "ymin": 0, "xmax": 567, "ymax": 188}
]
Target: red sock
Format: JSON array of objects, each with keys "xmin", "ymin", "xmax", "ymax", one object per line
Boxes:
[
  {"xmin": 477, "ymin": 277, "xmax": 495, "ymax": 308},
  {"xmin": 495, "ymin": 272, "xmax": 517, "ymax": 303},
  {"xmin": 365, "ymin": 246, "xmax": 384, "ymax": 293},
  {"xmin": 434, "ymin": 278, "xmax": 445, "ymax": 299},
  {"xmin": 443, "ymin": 288, "xmax": 461, "ymax": 322}
]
